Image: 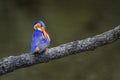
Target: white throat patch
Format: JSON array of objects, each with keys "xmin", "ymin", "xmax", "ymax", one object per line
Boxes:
[{"xmin": 38, "ymin": 28, "xmax": 42, "ymax": 31}]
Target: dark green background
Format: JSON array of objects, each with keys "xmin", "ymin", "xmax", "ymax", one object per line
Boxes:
[{"xmin": 0, "ymin": 0, "xmax": 120, "ymax": 80}]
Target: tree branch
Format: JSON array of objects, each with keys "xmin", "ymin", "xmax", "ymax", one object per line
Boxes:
[{"xmin": 0, "ymin": 26, "xmax": 120, "ymax": 76}]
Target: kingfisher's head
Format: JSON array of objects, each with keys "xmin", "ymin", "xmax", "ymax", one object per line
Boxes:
[{"xmin": 33, "ymin": 20, "xmax": 46, "ymax": 31}]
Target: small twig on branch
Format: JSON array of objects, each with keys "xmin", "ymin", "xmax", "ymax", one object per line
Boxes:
[{"xmin": 0, "ymin": 26, "xmax": 120, "ymax": 76}]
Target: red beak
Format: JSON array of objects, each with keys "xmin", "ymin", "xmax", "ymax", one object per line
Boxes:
[{"xmin": 41, "ymin": 27, "xmax": 47, "ymax": 38}]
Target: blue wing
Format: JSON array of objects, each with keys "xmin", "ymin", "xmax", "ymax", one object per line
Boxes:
[{"xmin": 30, "ymin": 30, "xmax": 50, "ymax": 54}]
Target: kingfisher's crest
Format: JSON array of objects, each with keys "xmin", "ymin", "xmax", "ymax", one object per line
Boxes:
[{"xmin": 33, "ymin": 20, "xmax": 46, "ymax": 28}]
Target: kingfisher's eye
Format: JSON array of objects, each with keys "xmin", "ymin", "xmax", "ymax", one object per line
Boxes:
[{"xmin": 41, "ymin": 24, "xmax": 43, "ymax": 27}]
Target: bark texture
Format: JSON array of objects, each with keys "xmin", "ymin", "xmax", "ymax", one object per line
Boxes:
[{"xmin": 0, "ymin": 26, "xmax": 120, "ymax": 75}]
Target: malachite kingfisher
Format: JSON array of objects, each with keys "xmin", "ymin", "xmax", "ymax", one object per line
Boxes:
[{"xmin": 30, "ymin": 20, "xmax": 50, "ymax": 54}]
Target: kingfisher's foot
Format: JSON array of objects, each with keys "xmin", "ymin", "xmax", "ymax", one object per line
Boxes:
[
  {"xmin": 33, "ymin": 48, "xmax": 48, "ymax": 54},
  {"xmin": 34, "ymin": 52, "xmax": 40, "ymax": 54},
  {"xmin": 45, "ymin": 48, "xmax": 48, "ymax": 51},
  {"xmin": 39, "ymin": 48, "xmax": 48, "ymax": 53}
]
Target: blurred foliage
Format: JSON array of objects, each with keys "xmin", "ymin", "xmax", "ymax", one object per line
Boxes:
[{"xmin": 0, "ymin": 0, "xmax": 120, "ymax": 80}]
